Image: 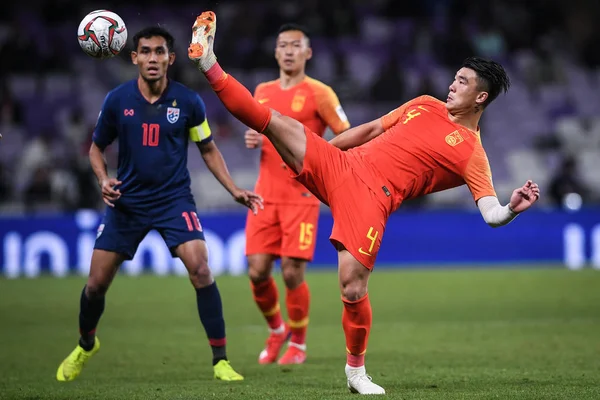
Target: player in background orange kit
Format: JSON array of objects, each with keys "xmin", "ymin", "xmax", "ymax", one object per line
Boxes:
[
  {"xmin": 244, "ymin": 23, "xmax": 350, "ymax": 365},
  {"xmin": 188, "ymin": 12, "xmax": 541, "ymax": 395}
]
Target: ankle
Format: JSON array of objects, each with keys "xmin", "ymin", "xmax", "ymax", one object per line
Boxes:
[
  {"xmin": 346, "ymin": 353, "xmax": 365, "ymax": 368},
  {"xmin": 269, "ymin": 323, "xmax": 286, "ymax": 335},
  {"xmin": 289, "ymin": 342, "xmax": 306, "ymax": 351},
  {"xmin": 78, "ymin": 336, "xmax": 95, "ymax": 351},
  {"xmin": 199, "ymin": 53, "xmax": 218, "ymax": 74}
]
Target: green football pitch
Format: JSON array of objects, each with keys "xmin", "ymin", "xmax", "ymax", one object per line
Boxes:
[{"xmin": 1, "ymin": 268, "xmax": 599, "ymax": 399}]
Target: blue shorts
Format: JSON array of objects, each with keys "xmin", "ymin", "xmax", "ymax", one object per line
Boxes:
[{"xmin": 94, "ymin": 198, "xmax": 205, "ymax": 260}]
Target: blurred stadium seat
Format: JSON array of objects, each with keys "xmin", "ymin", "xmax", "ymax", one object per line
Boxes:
[{"xmin": 0, "ymin": 0, "xmax": 598, "ymax": 213}]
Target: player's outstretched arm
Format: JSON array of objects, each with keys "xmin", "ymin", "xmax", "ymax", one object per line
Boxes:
[
  {"xmin": 477, "ymin": 180, "xmax": 540, "ymax": 227},
  {"xmin": 329, "ymin": 118, "xmax": 384, "ymax": 150},
  {"xmin": 89, "ymin": 142, "xmax": 121, "ymax": 207},
  {"xmin": 197, "ymin": 141, "xmax": 264, "ymax": 214}
]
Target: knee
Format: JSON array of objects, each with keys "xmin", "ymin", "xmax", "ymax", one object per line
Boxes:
[
  {"xmin": 247, "ymin": 257, "xmax": 272, "ymax": 284},
  {"xmin": 281, "ymin": 259, "xmax": 305, "ymax": 289},
  {"xmin": 85, "ymin": 279, "xmax": 109, "ymax": 298},
  {"xmin": 339, "ymin": 277, "xmax": 367, "ymax": 302},
  {"xmin": 338, "ymin": 264, "xmax": 369, "ymax": 301},
  {"xmin": 187, "ymin": 258, "xmax": 212, "ymax": 287}
]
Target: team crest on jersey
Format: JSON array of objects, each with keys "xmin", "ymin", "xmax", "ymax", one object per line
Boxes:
[
  {"xmin": 291, "ymin": 91, "xmax": 307, "ymax": 112},
  {"xmin": 445, "ymin": 130, "xmax": 464, "ymax": 146},
  {"xmin": 166, "ymin": 107, "xmax": 180, "ymax": 124}
]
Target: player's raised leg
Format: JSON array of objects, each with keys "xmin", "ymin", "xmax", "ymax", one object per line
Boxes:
[
  {"xmin": 188, "ymin": 11, "xmax": 307, "ymax": 175},
  {"xmin": 56, "ymin": 249, "xmax": 125, "ymax": 381},
  {"xmin": 337, "ymin": 248, "xmax": 385, "ymax": 395},
  {"xmin": 175, "ymin": 239, "xmax": 244, "ymax": 381}
]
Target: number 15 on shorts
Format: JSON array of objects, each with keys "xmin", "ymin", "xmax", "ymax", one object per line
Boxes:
[{"xmin": 299, "ymin": 222, "xmax": 314, "ymax": 251}]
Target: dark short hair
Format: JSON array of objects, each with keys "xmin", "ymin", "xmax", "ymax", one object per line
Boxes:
[
  {"xmin": 461, "ymin": 56, "xmax": 510, "ymax": 108},
  {"xmin": 277, "ymin": 23, "xmax": 311, "ymax": 41},
  {"xmin": 133, "ymin": 26, "xmax": 175, "ymax": 52}
]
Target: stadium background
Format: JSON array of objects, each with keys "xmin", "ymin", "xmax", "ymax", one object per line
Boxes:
[
  {"xmin": 1, "ymin": 2, "xmax": 600, "ymax": 399},
  {"xmin": 1, "ymin": 0, "xmax": 599, "ymax": 275}
]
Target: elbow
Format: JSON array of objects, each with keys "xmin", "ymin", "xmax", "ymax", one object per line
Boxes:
[
  {"xmin": 89, "ymin": 142, "xmax": 100, "ymax": 157},
  {"xmin": 482, "ymin": 216, "xmax": 503, "ymax": 228},
  {"xmin": 485, "ymin": 218, "xmax": 507, "ymax": 228}
]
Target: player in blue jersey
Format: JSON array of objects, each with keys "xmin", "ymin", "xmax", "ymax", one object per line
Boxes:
[{"xmin": 56, "ymin": 26, "xmax": 262, "ymax": 383}]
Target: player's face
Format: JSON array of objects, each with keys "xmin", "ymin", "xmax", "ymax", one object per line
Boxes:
[
  {"xmin": 275, "ymin": 30, "xmax": 312, "ymax": 74},
  {"xmin": 131, "ymin": 36, "xmax": 175, "ymax": 82},
  {"xmin": 446, "ymin": 67, "xmax": 489, "ymax": 113}
]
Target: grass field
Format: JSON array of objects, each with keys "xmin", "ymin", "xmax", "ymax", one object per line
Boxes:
[{"xmin": 1, "ymin": 268, "xmax": 599, "ymax": 399}]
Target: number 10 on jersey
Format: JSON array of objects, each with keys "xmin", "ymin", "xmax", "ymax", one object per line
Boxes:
[{"xmin": 142, "ymin": 123, "xmax": 160, "ymax": 146}]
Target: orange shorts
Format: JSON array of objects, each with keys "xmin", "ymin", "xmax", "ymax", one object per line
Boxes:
[
  {"xmin": 245, "ymin": 203, "xmax": 320, "ymax": 261},
  {"xmin": 294, "ymin": 128, "xmax": 393, "ymax": 270}
]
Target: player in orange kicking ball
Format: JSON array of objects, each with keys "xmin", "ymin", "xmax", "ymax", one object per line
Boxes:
[
  {"xmin": 243, "ymin": 23, "xmax": 350, "ymax": 365},
  {"xmin": 189, "ymin": 12, "xmax": 540, "ymax": 395}
]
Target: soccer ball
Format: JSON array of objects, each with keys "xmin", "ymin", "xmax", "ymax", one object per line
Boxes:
[{"xmin": 77, "ymin": 10, "xmax": 127, "ymax": 59}]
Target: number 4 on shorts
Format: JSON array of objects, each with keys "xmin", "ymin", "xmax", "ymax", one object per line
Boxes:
[{"xmin": 358, "ymin": 227, "xmax": 378, "ymax": 256}]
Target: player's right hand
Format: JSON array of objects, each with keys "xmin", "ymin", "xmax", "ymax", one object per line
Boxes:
[
  {"xmin": 245, "ymin": 129, "xmax": 262, "ymax": 149},
  {"xmin": 100, "ymin": 178, "xmax": 122, "ymax": 207}
]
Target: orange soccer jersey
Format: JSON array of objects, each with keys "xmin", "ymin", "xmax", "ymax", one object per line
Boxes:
[
  {"xmin": 352, "ymin": 95, "xmax": 496, "ymax": 210},
  {"xmin": 254, "ymin": 77, "xmax": 350, "ymax": 205},
  {"xmin": 294, "ymin": 95, "xmax": 496, "ymax": 269}
]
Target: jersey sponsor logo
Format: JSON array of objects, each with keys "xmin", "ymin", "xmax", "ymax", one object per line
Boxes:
[
  {"xmin": 291, "ymin": 92, "xmax": 307, "ymax": 112},
  {"xmin": 445, "ymin": 130, "xmax": 464, "ymax": 146},
  {"xmin": 258, "ymin": 98, "xmax": 269, "ymax": 104},
  {"xmin": 335, "ymin": 105, "xmax": 348, "ymax": 122},
  {"xmin": 166, "ymin": 107, "xmax": 180, "ymax": 124},
  {"xmin": 124, "ymin": 109, "xmax": 134, "ymax": 116}
]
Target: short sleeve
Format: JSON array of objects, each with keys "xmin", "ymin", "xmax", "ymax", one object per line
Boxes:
[
  {"xmin": 314, "ymin": 84, "xmax": 350, "ymax": 135},
  {"xmin": 463, "ymin": 143, "xmax": 497, "ymax": 202},
  {"xmin": 92, "ymin": 92, "xmax": 118, "ymax": 150}
]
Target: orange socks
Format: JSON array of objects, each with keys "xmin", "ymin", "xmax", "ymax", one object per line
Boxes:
[
  {"xmin": 204, "ymin": 63, "xmax": 272, "ymax": 132},
  {"xmin": 286, "ymin": 282, "xmax": 310, "ymax": 345},
  {"xmin": 342, "ymin": 294, "xmax": 372, "ymax": 367},
  {"xmin": 251, "ymin": 277, "xmax": 283, "ymax": 330}
]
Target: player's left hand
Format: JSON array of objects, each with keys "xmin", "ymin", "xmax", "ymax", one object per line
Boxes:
[
  {"xmin": 244, "ymin": 129, "xmax": 262, "ymax": 149},
  {"xmin": 509, "ymin": 180, "xmax": 540, "ymax": 213},
  {"xmin": 232, "ymin": 188, "xmax": 264, "ymax": 215}
]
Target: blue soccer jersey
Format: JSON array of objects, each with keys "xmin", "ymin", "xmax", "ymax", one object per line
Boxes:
[{"xmin": 92, "ymin": 79, "xmax": 212, "ymax": 208}]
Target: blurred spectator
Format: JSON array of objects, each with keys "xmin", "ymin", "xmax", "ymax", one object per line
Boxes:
[
  {"xmin": 0, "ymin": 161, "xmax": 11, "ymax": 203},
  {"xmin": 369, "ymin": 54, "xmax": 405, "ymax": 102},
  {"xmin": 0, "ymin": 21, "xmax": 39, "ymax": 74},
  {"xmin": 23, "ymin": 166, "xmax": 53, "ymax": 212},
  {"xmin": 548, "ymin": 156, "xmax": 589, "ymax": 208},
  {"xmin": 0, "ymin": 79, "xmax": 23, "ymax": 126}
]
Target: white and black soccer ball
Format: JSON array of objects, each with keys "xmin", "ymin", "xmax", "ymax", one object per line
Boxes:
[{"xmin": 77, "ymin": 10, "xmax": 127, "ymax": 59}]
